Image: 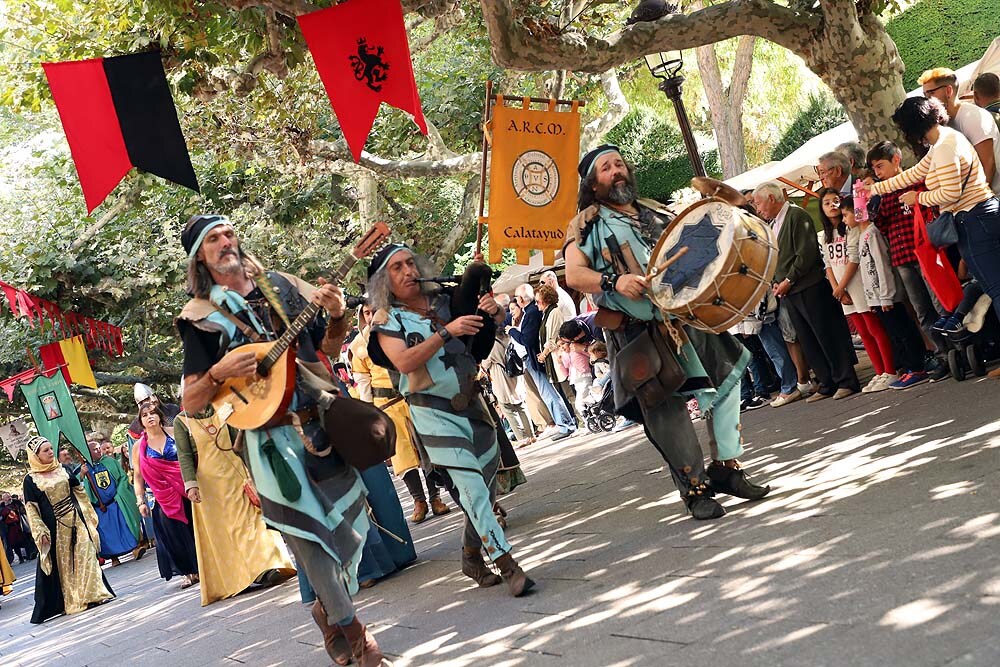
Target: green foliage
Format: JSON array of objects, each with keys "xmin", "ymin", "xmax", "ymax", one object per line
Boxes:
[
  {"xmin": 888, "ymin": 0, "xmax": 998, "ymax": 90},
  {"xmin": 770, "ymin": 93, "xmax": 848, "ymax": 161},
  {"xmin": 635, "ymin": 150, "xmax": 722, "ymax": 203}
]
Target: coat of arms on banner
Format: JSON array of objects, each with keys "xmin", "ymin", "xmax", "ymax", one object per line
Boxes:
[
  {"xmin": 483, "ymin": 95, "xmax": 582, "ymax": 264},
  {"xmin": 0, "ymin": 418, "xmax": 31, "ymax": 460}
]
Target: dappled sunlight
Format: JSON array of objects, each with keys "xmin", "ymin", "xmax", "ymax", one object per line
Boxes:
[{"xmin": 880, "ymin": 599, "xmax": 951, "ymax": 629}]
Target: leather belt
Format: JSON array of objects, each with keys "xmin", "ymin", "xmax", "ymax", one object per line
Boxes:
[{"xmin": 372, "ymin": 387, "xmax": 401, "ymax": 400}]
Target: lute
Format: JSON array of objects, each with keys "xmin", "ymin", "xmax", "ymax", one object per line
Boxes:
[{"xmin": 211, "ymin": 222, "xmax": 390, "ymax": 430}]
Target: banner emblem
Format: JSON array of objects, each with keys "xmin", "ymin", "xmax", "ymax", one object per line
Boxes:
[
  {"xmin": 513, "ymin": 150, "xmax": 559, "ymax": 207},
  {"xmin": 350, "ymin": 39, "xmax": 390, "ymax": 92}
]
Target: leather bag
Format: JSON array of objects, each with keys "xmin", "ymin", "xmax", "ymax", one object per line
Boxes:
[{"xmin": 614, "ymin": 324, "xmax": 686, "ymax": 409}]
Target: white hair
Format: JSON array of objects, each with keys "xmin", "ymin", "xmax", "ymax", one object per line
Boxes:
[
  {"xmin": 818, "ymin": 151, "xmax": 851, "ymax": 174},
  {"xmin": 516, "ymin": 283, "xmax": 535, "ymax": 300},
  {"xmin": 752, "ymin": 181, "xmax": 785, "ymax": 202}
]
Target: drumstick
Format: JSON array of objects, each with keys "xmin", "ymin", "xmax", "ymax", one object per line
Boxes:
[{"xmin": 648, "ymin": 246, "xmax": 689, "ymax": 278}]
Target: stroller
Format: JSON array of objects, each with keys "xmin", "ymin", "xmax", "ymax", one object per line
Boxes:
[
  {"xmin": 942, "ymin": 294, "xmax": 1000, "ymax": 381},
  {"xmin": 582, "ymin": 381, "xmax": 617, "ymax": 433}
]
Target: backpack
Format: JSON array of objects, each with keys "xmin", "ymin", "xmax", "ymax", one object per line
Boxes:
[{"xmin": 503, "ymin": 341, "xmax": 525, "ymax": 377}]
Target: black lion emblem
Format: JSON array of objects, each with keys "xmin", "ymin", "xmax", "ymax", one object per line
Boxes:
[{"xmin": 349, "ymin": 38, "xmax": 390, "ymax": 92}]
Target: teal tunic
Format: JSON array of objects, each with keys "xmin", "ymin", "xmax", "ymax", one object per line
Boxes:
[{"xmin": 575, "ymin": 204, "xmax": 750, "ymax": 459}]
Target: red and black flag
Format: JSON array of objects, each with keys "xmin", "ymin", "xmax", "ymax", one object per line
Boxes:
[
  {"xmin": 298, "ymin": 0, "xmax": 427, "ymax": 162},
  {"xmin": 42, "ymin": 51, "xmax": 199, "ymax": 213}
]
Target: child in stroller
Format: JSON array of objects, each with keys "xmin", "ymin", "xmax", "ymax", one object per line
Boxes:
[
  {"xmin": 582, "ymin": 342, "xmax": 617, "ymax": 433},
  {"xmin": 932, "ymin": 277, "xmax": 999, "ymax": 380}
]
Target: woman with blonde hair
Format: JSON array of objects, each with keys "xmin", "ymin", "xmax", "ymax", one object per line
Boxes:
[{"xmin": 22, "ymin": 437, "xmax": 114, "ymax": 623}]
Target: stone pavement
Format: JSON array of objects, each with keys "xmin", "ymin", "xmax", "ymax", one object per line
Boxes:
[{"xmin": 1, "ymin": 375, "xmax": 999, "ymax": 666}]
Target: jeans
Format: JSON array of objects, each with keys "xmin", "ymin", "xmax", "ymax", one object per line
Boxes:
[
  {"xmin": 757, "ymin": 320, "xmax": 798, "ymax": 395},
  {"xmin": 896, "ymin": 262, "xmax": 945, "ymax": 354},
  {"xmin": 956, "ymin": 197, "xmax": 1000, "ymax": 322},
  {"xmin": 525, "ymin": 364, "xmax": 576, "ymax": 433}
]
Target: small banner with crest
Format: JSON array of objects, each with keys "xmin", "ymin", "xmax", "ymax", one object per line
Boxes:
[{"xmin": 484, "ymin": 96, "xmax": 582, "ymax": 264}]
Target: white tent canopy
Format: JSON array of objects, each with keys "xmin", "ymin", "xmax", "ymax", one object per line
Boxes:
[{"xmin": 726, "ymin": 40, "xmax": 998, "ymax": 194}]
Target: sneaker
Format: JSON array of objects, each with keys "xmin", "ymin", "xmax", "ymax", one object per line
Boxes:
[
  {"xmin": 797, "ymin": 381, "xmax": 818, "ymax": 396},
  {"xmin": 771, "ymin": 389, "xmax": 802, "ymax": 408},
  {"xmin": 740, "ymin": 396, "xmax": 768, "ymax": 412},
  {"xmin": 871, "ymin": 374, "xmax": 897, "ymax": 392},
  {"xmin": 939, "ymin": 315, "xmax": 963, "ymax": 334},
  {"xmin": 928, "ymin": 363, "xmax": 951, "ymax": 382},
  {"xmin": 551, "ymin": 430, "xmax": 573, "ymax": 442},
  {"xmin": 861, "ymin": 374, "xmax": 884, "ymax": 393},
  {"xmin": 612, "ymin": 418, "xmax": 639, "ymax": 433},
  {"xmin": 538, "ymin": 426, "xmax": 560, "ymax": 440},
  {"xmin": 851, "ymin": 334, "xmax": 865, "ymax": 350},
  {"xmin": 966, "ymin": 295, "xmax": 993, "ymax": 334},
  {"xmin": 932, "ymin": 315, "xmax": 951, "ymax": 331},
  {"xmin": 890, "ymin": 371, "xmax": 929, "ymax": 389}
]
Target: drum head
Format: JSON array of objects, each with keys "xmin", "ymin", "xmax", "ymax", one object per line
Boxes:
[{"xmin": 647, "ymin": 199, "xmax": 738, "ymax": 311}]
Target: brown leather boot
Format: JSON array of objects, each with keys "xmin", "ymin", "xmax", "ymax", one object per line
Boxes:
[
  {"xmin": 411, "ymin": 499, "xmax": 428, "ymax": 524},
  {"xmin": 311, "ymin": 600, "xmax": 352, "ymax": 666},
  {"xmin": 340, "ymin": 617, "xmax": 392, "ymax": 667},
  {"xmin": 494, "ymin": 552, "xmax": 534, "ymax": 597},
  {"xmin": 461, "ymin": 547, "xmax": 501, "ymax": 587},
  {"xmin": 429, "ymin": 496, "xmax": 451, "ymax": 516}
]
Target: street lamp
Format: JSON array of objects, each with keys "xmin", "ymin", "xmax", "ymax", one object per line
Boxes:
[{"xmin": 643, "ymin": 48, "xmax": 707, "ymax": 178}]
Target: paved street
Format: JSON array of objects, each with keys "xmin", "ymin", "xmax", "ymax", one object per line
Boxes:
[{"xmin": 1, "ymin": 374, "xmax": 999, "ymax": 666}]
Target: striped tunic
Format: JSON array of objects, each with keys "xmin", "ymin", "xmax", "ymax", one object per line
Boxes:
[{"xmin": 872, "ymin": 126, "xmax": 994, "ymax": 213}]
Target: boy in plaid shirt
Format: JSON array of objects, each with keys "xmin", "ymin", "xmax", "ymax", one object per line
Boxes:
[{"xmin": 867, "ymin": 141, "xmax": 948, "ymax": 379}]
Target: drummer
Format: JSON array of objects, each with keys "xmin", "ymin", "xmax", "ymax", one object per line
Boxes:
[{"xmin": 563, "ymin": 144, "xmax": 771, "ymax": 520}]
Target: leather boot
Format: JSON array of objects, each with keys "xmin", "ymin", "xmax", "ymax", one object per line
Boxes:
[
  {"xmin": 411, "ymin": 499, "xmax": 428, "ymax": 524},
  {"xmin": 683, "ymin": 479, "xmax": 725, "ymax": 520},
  {"xmin": 429, "ymin": 497, "xmax": 451, "ymax": 516},
  {"xmin": 494, "ymin": 552, "xmax": 534, "ymax": 597},
  {"xmin": 707, "ymin": 461, "xmax": 771, "ymax": 501},
  {"xmin": 311, "ymin": 600, "xmax": 352, "ymax": 666},
  {"xmin": 461, "ymin": 547, "xmax": 501, "ymax": 587},
  {"xmin": 341, "ymin": 617, "xmax": 393, "ymax": 667}
]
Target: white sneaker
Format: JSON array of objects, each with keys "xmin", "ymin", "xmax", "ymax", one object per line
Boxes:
[
  {"xmin": 965, "ymin": 294, "xmax": 993, "ymax": 334},
  {"xmin": 871, "ymin": 374, "xmax": 897, "ymax": 392},
  {"xmin": 538, "ymin": 426, "xmax": 560, "ymax": 440},
  {"xmin": 797, "ymin": 381, "xmax": 818, "ymax": 396},
  {"xmin": 861, "ymin": 374, "xmax": 883, "ymax": 393}
]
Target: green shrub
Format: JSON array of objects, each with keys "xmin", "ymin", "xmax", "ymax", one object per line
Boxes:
[
  {"xmin": 636, "ymin": 150, "xmax": 722, "ymax": 202},
  {"xmin": 888, "ymin": 0, "xmax": 997, "ymax": 90},
  {"xmin": 770, "ymin": 93, "xmax": 847, "ymax": 161}
]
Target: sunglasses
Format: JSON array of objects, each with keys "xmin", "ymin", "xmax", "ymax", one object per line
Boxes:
[{"xmin": 923, "ymin": 84, "xmax": 949, "ymax": 98}]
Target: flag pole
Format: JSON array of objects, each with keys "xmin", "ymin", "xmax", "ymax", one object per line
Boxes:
[{"xmin": 475, "ymin": 79, "xmax": 494, "ymax": 257}]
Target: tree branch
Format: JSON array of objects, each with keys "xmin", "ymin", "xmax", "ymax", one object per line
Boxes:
[
  {"xmin": 727, "ymin": 35, "xmax": 757, "ymax": 105},
  {"xmin": 306, "ymin": 138, "xmax": 481, "ymax": 178},
  {"xmin": 479, "ymin": 0, "xmax": 817, "ymax": 73},
  {"xmin": 68, "ymin": 183, "xmax": 143, "ymax": 252},
  {"xmin": 430, "ymin": 176, "xmax": 480, "ymax": 270},
  {"xmin": 579, "ymin": 68, "xmax": 629, "ymax": 150}
]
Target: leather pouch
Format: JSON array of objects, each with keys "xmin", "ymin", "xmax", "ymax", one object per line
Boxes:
[{"xmin": 614, "ymin": 325, "xmax": 686, "ymax": 408}]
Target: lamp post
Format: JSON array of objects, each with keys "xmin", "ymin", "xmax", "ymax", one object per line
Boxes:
[{"xmin": 644, "ymin": 49, "xmax": 707, "ymax": 178}]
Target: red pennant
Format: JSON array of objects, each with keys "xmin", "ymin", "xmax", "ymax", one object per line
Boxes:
[
  {"xmin": 298, "ymin": 0, "xmax": 427, "ymax": 162},
  {"xmin": 0, "ymin": 282, "xmax": 17, "ymax": 316}
]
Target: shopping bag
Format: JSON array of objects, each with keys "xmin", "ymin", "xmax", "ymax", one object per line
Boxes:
[{"xmin": 913, "ymin": 204, "xmax": 962, "ymax": 312}]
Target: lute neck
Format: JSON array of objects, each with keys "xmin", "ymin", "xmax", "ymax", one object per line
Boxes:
[{"xmin": 258, "ymin": 252, "xmax": 359, "ymax": 373}]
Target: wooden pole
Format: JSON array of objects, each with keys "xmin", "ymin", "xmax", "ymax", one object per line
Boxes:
[{"xmin": 475, "ymin": 80, "xmax": 494, "ymax": 257}]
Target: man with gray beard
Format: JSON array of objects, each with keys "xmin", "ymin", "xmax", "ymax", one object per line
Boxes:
[{"xmin": 564, "ymin": 145, "xmax": 771, "ymax": 520}]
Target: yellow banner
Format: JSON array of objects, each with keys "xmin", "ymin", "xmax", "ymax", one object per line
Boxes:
[{"xmin": 485, "ymin": 99, "xmax": 581, "ymax": 264}]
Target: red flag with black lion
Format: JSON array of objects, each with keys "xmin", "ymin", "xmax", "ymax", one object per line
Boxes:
[{"xmin": 298, "ymin": 0, "xmax": 427, "ymax": 162}]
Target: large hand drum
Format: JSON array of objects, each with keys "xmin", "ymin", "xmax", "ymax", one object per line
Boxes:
[{"xmin": 646, "ymin": 198, "xmax": 777, "ymax": 333}]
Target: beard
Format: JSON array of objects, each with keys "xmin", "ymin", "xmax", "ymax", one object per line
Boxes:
[
  {"xmin": 597, "ymin": 176, "xmax": 638, "ymax": 205},
  {"xmin": 208, "ymin": 250, "xmax": 242, "ymax": 275}
]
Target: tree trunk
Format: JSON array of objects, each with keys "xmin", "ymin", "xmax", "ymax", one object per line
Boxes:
[{"xmin": 798, "ymin": 12, "xmax": 908, "ymax": 151}]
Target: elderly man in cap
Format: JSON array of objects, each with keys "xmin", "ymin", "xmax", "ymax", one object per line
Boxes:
[
  {"xmin": 175, "ymin": 214, "xmax": 392, "ymax": 667},
  {"xmin": 564, "ymin": 145, "xmax": 771, "ymax": 520},
  {"xmin": 366, "ymin": 244, "xmax": 534, "ymax": 597}
]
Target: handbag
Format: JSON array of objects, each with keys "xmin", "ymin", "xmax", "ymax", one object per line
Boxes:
[
  {"xmin": 925, "ymin": 167, "xmax": 971, "ymax": 248},
  {"xmin": 503, "ymin": 341, "xmax": 524, "ymax": 377},
  {"xmin": 613, "ymin": 323, "xmax": 686, "ymax": 409},
  {"xmin": 913, "ymin": 204, "xmax": 963, "ymax": 312}
]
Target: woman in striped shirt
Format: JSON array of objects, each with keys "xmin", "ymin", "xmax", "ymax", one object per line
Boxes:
[{"xmin": 869, "ymin": 96, "xmax": 1000, "ymax": 323}]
